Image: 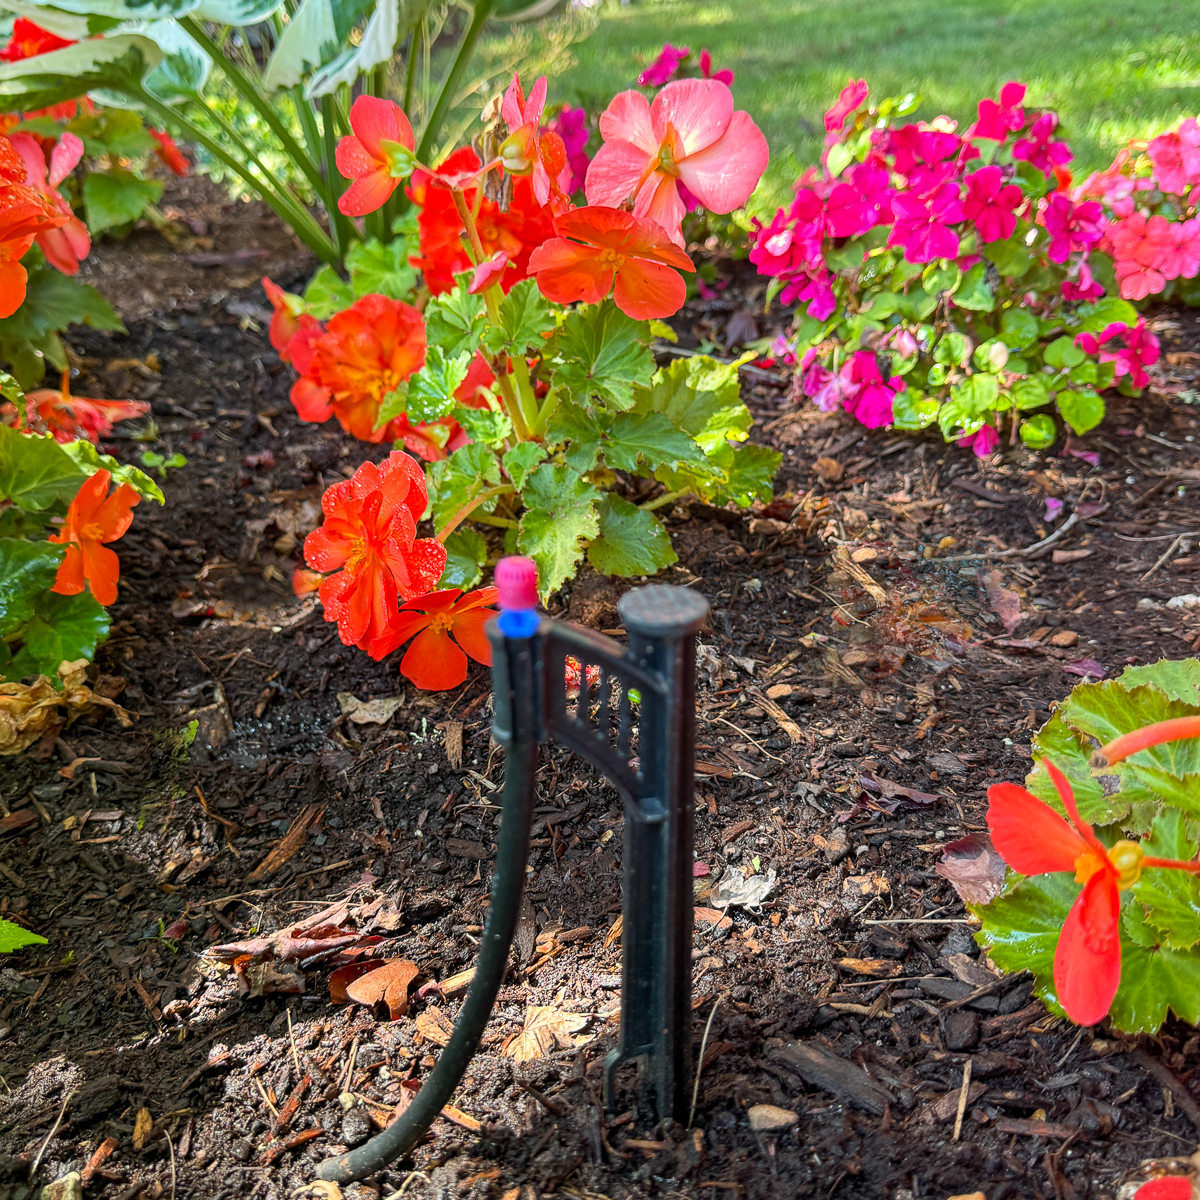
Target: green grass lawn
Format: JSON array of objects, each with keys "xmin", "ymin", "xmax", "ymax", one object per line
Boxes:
[{"xmin": 480, "ymin": 0, "xmax": 1200, "ymax": 217}]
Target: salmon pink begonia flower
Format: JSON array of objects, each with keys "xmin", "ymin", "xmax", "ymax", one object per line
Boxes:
[
  {"xmin": 528, "ymin": 206, "xmax": 695, "ymax": 321},
  {"xmin": 9, "ymin": 132, "xmax": 89, "ymax": 276},
  {"xmin": 335, "ymin": 96, "xmax": 416, "ymax": 217},
  {"xmin": 0, "ymin": 134, "xmax": 70, "ymax": 317},
  {"xmin": 962, "ymin": 165, "xmax": 1022, "ymax": 243},
  {"xmin": 972, "ymin": 82, "xmax": 1026, "ymax": 142},
  {"xmin": 303, "ymin": 452, "xmax": 447, "ymax": 655},
  {"xmin": 585, "ymin": 79, "xmax": 769, "ymax": 246},
  {"xmin": 49, "ymin": 469, "xmax": 140, "ymax": 607},
  {"xmin": 825, "ymin": 79, "xmax": 868, "ymax": 134},
  {"xmin": 1147, "ymin": 118, "xmax": 1200, "ymax": 196},
  {"xmin": 368, "ymin": 587, "xmax": 498, "ymax": 686},
  {"xmin": 1108, "ymin": 212, "xmax": 1172, "ymax": 300}
]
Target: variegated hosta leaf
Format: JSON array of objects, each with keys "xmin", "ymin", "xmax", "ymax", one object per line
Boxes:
[
  {"xmin": 0, "ymin": 35, "xmax": 162, "ymax": 111},
  {"xmin": 14, "ymin": 0, "xmax": 202, "ymax": 21},
  {"xmin": 130, "ymin": 18, "xmax": 209, "ymax": 100},
  {"xmin": 2, "ymin": 1, "xmax": 92, "ymax": 39},
  {"xmin": 306, "ymin": 0, "xmax": 396, "ymax": 98},
  {"xmin": 262, "ymin": 0, "xmax": 372, "ymax": 92},
  {"xmin": 193, "ymin": 0, "xmax": 284, "ymax": 22}
]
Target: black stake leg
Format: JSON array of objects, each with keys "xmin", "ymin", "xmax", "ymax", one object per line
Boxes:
[
  {"xmin": 315, "ymin": 627, "xmax": 540, "ymax": 1184},
  {"xmin": 603, "ymin": 586, "xmax": 709, "ymax": 1125}
]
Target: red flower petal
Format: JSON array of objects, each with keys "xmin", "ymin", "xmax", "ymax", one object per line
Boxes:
[
  {"xmin": 1054, "ymin": 870, "xmax": 1121, "ymax": 1027},
  {"xmin": 401, "ymin": 624, "xmax": 468, "ymax": 691},
  {"xmin": 986, "ymin": 781, "xmax": 1089, "ymax": 876},
  {"xmin": 347, "ymin": 95, "xmax": 413, "ymax": 161},
  {"xmin": 451, "ymin": 607, "xmax": 494, "ymax": 667},
  {"xmin": 612, "ymin": 253, "xmax": 689, "ymax": 320}
]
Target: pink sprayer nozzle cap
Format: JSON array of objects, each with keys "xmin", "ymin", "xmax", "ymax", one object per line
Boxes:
[{"xmin": 495, "ymin": 556, "xmax": 538, "ymax": 610}]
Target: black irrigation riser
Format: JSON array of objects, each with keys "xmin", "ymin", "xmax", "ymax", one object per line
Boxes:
[{"xmin": 318, "ymin": 561, "xmax": 708, "ymax": 1184}]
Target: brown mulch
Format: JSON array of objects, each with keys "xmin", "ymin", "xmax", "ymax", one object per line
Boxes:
[{"xmin": 1, "ymin": 182, "xmax": 1200, "ymax": 1200}]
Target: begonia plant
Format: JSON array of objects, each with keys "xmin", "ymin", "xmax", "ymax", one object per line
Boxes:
[
  {"xmin": 279, "ymin": 72, "xmax": 778, "ymax": 685},
  {"xmin": 975, "ymin": 658, "xmax": 1200, "ymax": 1033},
  {"xmin": 756, "ymin": 80, "xmax": 1161, "ymax": 453}
]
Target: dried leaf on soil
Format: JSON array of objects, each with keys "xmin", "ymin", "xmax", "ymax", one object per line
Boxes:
[
  {"xmin": 208, "ymin": 919, "xmax": 362, "ymax": 964},
  {"xmin": 415, "ymin": 1006, "xmax": 456, "ymax": 1046},
  {"xmin": 979, "ymin": 568, "xmax": 1023, "ymax": 634},
  {"xmin": 1064, "ymin": 657, "xmax": 1106, "ymax": 679},
  {"xmin": 936, "ymin": 833, "xmax": 1008, "ymax": 905},
  {"xmin": 439, "ymin": 719, "xmax": 464, "ymax": 767},
  {"xmin": 132, "ymin": 1107, "xmax": 154, "ymax": 1150},
  {"xmin": 858, "ymin": 768, "xmax": 940, "ymax": 812},
  {"xmin": 337, "ymin": 692, "xmax": 404, "ymax": 725},
  {"xmin": 344, "ymin": 958, "xmax": 419, "ymax": 1019},
  {"xmin": 0, "ymin": 660, "xmax": 131, "ymax": 756},
  {"xmin": 504, "ymin": 1001, "xmax": 593, "ymax": 1061},
  {"xmin": 709, "ymin": 866, "xmax": 777, "ymax": 910}
]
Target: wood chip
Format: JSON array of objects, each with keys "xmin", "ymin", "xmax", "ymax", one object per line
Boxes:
[
  {"xmin": 247, "ymin": 803, "xmax": 322, "ymax": 882},
  {"xmin": 835, "ymin": 957, "xmax": 901, "ymax": 978},
  {"xmin": 132, "ymin": 1107, "xmax": 154, "ymax": 1151},
  {"xmin": 439, "ymin": 720, "xmax": 463, "ymax": 769},
  {"xmin": 694, "ymin": 906, "xmax": 733, "ymax": 931},
  {"xmin": 992, "ymin": 1117, "xmax": 1078, "ymax": 1138},
  {"xmin": 770, "ymin": 1040, "xmax": 893, "ymax": 1115},
  {"xmin": 415, "ymin": 1007, "xmax": 455, "ymax": 1047},
  {"xmin": 746, "ymin": 689, "xmax": 803, "ymax": 743}
]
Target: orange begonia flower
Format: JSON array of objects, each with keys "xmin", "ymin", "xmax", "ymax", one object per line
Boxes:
[
  {"xmin": 0, "ymin": 17, "xmax": 73, "ymax": 60},
  {"xmin": 987, "ymin": 758, "xmax": 1200, "ymax": 1027},
  {"xmin": 303, "ymin": 452, "xmax": 447, "ymax": 654},
  {"xmin": 261, "ymin": 276, "xmax": 309, "ymax": 361},
  {"xmin": 16, "ymin": 375, "xmax": 149, "ymax": 443},
  {"xmin": 287, "ymin": 293, "xmax": 426, "ymax": 443},
  {"xmin": 335, "ymin": 96, "xmax": 415, "ymax": 217},
  {"xmin": 527, "ymin": 206, "xmax": 695, "ymax": 320},
  {"xmin": 149, "ymin": 128, "xmax": 189, "ymax": 176},
  {"xmin": 0, "ymin": 133, "xmax": 70, "ymax": 318},
  {"xmin": 408, "ymin": 146, "xmax": 557, "ymax": 295},
  {"xmin": 370, "ymin": 587, "xmax": 498, "ymax": 689},
  {"xmin": 49, "ymin": 469, "xmax": 140, "ymax": 607},
  {"xmin": 9, "ymin": 131, "xmax": 89, "ymax": 276},
  {"xmin": 498, "ymin": 73, "xmax": 571, "ymax": 214}
]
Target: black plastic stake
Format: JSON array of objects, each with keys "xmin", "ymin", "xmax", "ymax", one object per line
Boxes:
[{"xmin": 316, "ymin": 572, "xmax": 707, "ymax": 1184}]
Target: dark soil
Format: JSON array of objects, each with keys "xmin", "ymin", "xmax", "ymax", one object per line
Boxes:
[{"xmin": 3, "ymin": 179, "xmax": 1200, "ymax": 1200}]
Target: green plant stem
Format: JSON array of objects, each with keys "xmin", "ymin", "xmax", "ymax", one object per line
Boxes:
[
  {"xmin": 133, "ymin": 88, "xmax": 338, "ymax": 263},
  {"xmin": 508, "ymin": 354, "xmax": 542, "ymax": 440},
  {"xmin": 473, "ymin": 513, "xmax": 519, "ymax": 530},
  {"xmin": 292, "ymin": 87, "xmax": 331, "ymax": 202},
  {"xmin": 530, "ymin": 386, "xmax": 559, "ymax": 438},
  {"xmin": 437, "ymin": 484, "xmax": 515, "ymax": 542},
  {"xmin": 415, "ymin": 0, "xmax": 496, "ymax": 165},
  {"xmin": 180, "ymin": 16, "xmax": 328, "ymax": 203},
  {"xmin": 403, "ymin": 23, "xmax": 421, "ymax": 115},
  {"xmin": 640, "ymin": 488, "xmax": 692, "ymax": 512},
  {"xmin": 320, "ymin": 95, "xmax": 355, "ymax": 256}
]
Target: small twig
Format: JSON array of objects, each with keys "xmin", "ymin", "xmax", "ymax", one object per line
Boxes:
[
  {"xmin": 936, "ymin": 513, "xmax": 1080, "ymax": 563},
  {"xmin": 519, "ymin": 1080, "xmax": 567, "ymax": 1116},
  {"xmin": 254, "ymin": 1076, "xmax": 280, "ymax": 1120},
  {"xmin": 287, "ymin": 1008, "xmax": 302, "ymax": 1080},
  {"xmin": 164, "ymin": 1128, "xmax": 175, "ymax": 1200},
  {"xmin": 952, "ymin": 1058, "xmax": 972, "ymax": 1142},
  {"xmin": 1054, "ymin": 1025, "xmax": 1086, "ymax": 1070},
  {"xmin": 688, "ymin": 993, "xmax": 727, "ymax": 1129},
  {"xmin": 30, "ymin": 1087, "xmax": 77, "ymax": 1180},
  {"xmin": 861, "ymin": 917, "xmax": 974, "ymax": 926},
  {"xmin": 713, "ymin": 716, "xmax": 785, "ymax": 762},
  {"xmin": 339, "ymin": 1037, "xmax": 359, "ymax": 1094},
  {"xmin": 1141, "ymin": 534, "xmax": 1189, "ymax": 582}
]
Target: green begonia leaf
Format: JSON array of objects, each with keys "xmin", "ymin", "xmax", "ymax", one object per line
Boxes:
[
  {"xmin": 546, "ymin": 300, "xmax": 654, "ymax": 412},
  {"xmin": 0, "ymin": 538, "xmax": 64, "ymax": 639},
  {"xmin": 0, "ymin": 427, "xmax": 86, "ymax": 512},
  {"xmin": 1132, "ymin": 809, "xmax": 1200, "ymax": 950},
  {"xmin": 5, "ymin": 590, "xmax": 110, "ymax": 679},
  {"xmin": 481, "ymin": 279, "xmax": 556, "ymax": 356},
  {"xmin": 0, "ymin": 919, "xmax": 47, "ymax": 952},
  {"xmin": 347, "ymin": 237, "xmax": 417, "ymax": 300},
  {"xmin": 437, "ymin": 527, "xmax": 487, "ymax": 591},
  {"xmin": 427, "ymin": 443, "xmax": 501, "ymax": 532},
  {"xmin": 516, "ymin": 464, "xmax": 600, "ymax": 598},
  {"xmin": 586, "ymin": 494, "xmax": 676, "ymax": 577}
]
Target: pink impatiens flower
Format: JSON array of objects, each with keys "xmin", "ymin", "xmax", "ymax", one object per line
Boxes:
[
  {"xmin": 335, "ymin": 96, "xmax": 415, "ymax": 216},
  {"xmin": 825, "ymin": 79, "xmax": 869, "ymax": 134},
  {"xmin": 585, "ymin": 79, "xmax": 769, "ymax": 245},
  {"xmin": 1012, "ymin": 111, "xmax": 1072, "ymax": 176},
  {"xmin": 638, "ymin": 44, "xmax": 689, "ymax": 88},
  {"xmin": 1147, "ymin": 118, "xmax": 1200, "ymax": 196},
  {"xmin": 1160, "ymin": 216, "xmax": 1200, "ymax": 282},
  {"xmin": 546, "ymin": 106, "xmax": 591, "ymax": 193},
  {"xmin": 1061, "ymin": 257, "xmax": 1105, "ymax": 302},
  {"xmin": 962, "ymin": 165, "xmax": 1022, "ymax": 243},
  {"xmin": 1043, "ymin": 193, "xmax": 1104, "ymax": 263},
  {"xmin": 825, "ymin": 159, "xmax": 893, "ymax": 237},
  {"xmin": 1074, "ymin": 320, "xmax": 1160, "ymax": 389},
  {"xmin": 839, "ymin": 351, "xmax": 903, "ymax": 428},
  {"xmin": 957, "ymin": 424, "xmax": 1000, "ymax": 457},
  {"xmin": 888, "ymin": 182, "xmax": 964, "ymax": 263},
  {"xmin": 972, "ymin": 82, "xmax": 1026, "ymax": 142},
  {"xmin": 698, "ymin": 50, "xmax": 734, "ymax": 87}
]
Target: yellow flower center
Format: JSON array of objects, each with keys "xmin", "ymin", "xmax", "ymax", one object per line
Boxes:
[
  {"xmin": 656, "ymin": 122, "xmax": 682, "ymax": 176},
  {"xmin": 1108, "ymin": 839, "xmax": 1145, "ymax": 889},
  {"xmin": 596, "ymin": 248, "xmax": 625, "ymax": 270},
  {"xmin": 1073, "ymin": 848, "xmax": 1106, "ymax": 885},
  {"xmin": 81, "ymin": 521, "xmax": 104, "ymax": 542},
  {"xmin": 347, "ymin": 535, "xmax": 371, "ymax": 573},
  {"xmin": 429, "ymin": 612, "xmax": 454, "ymax": 635}
]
